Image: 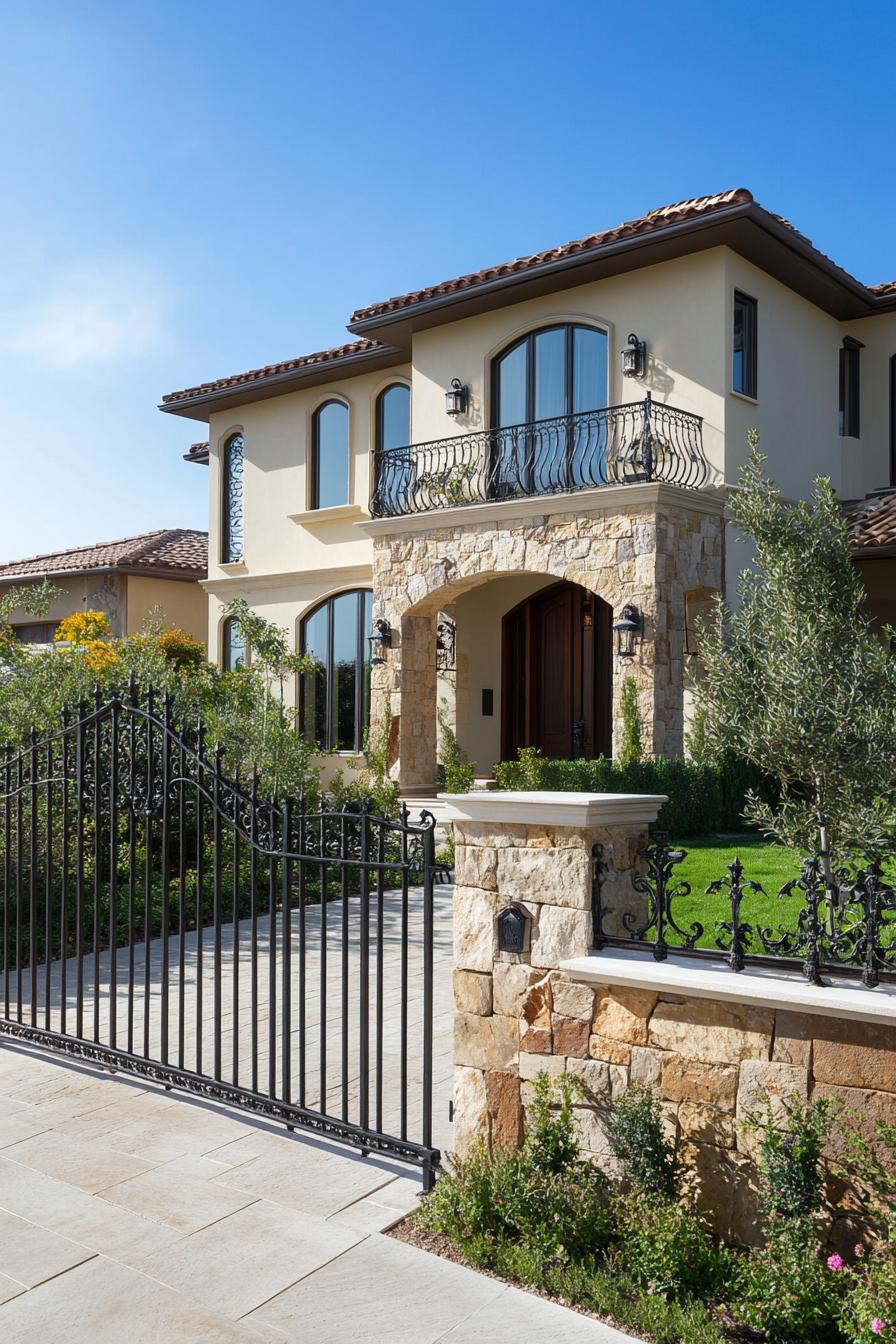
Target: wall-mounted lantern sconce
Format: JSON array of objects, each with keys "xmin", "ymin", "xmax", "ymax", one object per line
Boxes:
[
  {"xmin": 612, "ymin": 604, "xmax": 642, "ymax": 659},
  {"xmin": 496, "ymin": 903, "xmax": 529, "ymax": 954},
  {"xmin": 368, "ymin": 618, "xmax": 392, "ymax": 665},
  {"xmin": 621, "ymin": 333, "xmax": 647, "ymax": 380},
  {"xmin": 445, "ymin": 378, "xmax": 469, "ymax": 416}
]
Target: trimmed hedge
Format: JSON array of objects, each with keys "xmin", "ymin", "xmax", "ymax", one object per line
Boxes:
[{"xmin": 492, "ymin": 748, "xmax": 774, "ymax": 837}]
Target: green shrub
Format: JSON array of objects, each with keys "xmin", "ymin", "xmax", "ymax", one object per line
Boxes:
[
  {"xmin": 744, "ymin": 1095, "xmax": 834, "ymax": 1220},
  {"xmin": 732, "ymin": 1217, "xmax": 849, "ymax": 1343},
  {"xmin": 613, "ymin": 1194, "xmax": 732, "ymax": 1303},
  {"xmin": 619, "ymin": 675, "xmax": 644, "ymax": 765},
  {"xmin": 492, "ymin": 745, "xmax": 774, "ymax": 836},
  {"xmin": 607, "ymin": 1085, "xmax": 679, "ymax": 1201},
  {"xmin": 437, "ymin": 698, "xmax": 475, "ymax": 793},
  {"xmin": 842, "ymin": 1247, "xmax": 896, "ymax": 1343}
]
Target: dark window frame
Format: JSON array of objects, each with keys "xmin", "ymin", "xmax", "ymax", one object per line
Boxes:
[
  {"xmin": 489, "ymin": 322, "xmax": 609, "ymax": 429},
  {"xmin": 310, "ymin": 399, "xmax": 350, "ymax": 510},
  {"xmin": 375, "ymin": 382, "xmax": 411, "ymax": 453},
  {"xmin": 221, "ymin": 616, "xmax": 247, "ymax": 671},
  {"xmin": 732, "ymin": 292, "xmax": 758, "ymax": 399},
  {"xmin": 839, "ymin": 338, "xmax": 863, "ymax": 439},
  {"xmin": 299, "ymin": 588, "xmax": 372, "ymax": 752},
  {"xmin": 220, "ymin": 431, "xmax": 244, "ymax": 564},
  {"xmin": 890, "ymin": 355, "xmax": 896, "ymax": 487}
]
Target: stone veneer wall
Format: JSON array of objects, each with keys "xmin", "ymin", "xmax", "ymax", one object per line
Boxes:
[
  {"xmin": 368, "ymin": 485, "xmax": 724, "ymax": 786},
  {"xmin": 449, "ymin": 802, "xmax": 896, "ymax": 1248}
]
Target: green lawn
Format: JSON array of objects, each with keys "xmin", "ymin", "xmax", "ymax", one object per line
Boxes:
[{"xmin": 661, "ymin": 834, "xmax": 817, "ymax": 953}]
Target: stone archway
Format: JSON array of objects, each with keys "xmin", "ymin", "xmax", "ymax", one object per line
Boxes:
[{"xmin": 366, "ymin": 484, "xmax": 725, "ymax": 791}]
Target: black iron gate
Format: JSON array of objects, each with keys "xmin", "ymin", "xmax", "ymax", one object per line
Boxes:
[{"xmin": 0, "ymin": 689, "xmax": 440, "ymax": 1186}]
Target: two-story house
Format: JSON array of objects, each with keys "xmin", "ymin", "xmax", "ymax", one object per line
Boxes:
[{"xmin": 161, "ymin": 189, "xmax": 896, "ymax": 793}]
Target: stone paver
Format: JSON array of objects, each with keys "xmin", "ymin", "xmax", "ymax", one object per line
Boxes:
[{"xmin": 0, "ymin": 884, "xmax": 634, "ymax": 1342}]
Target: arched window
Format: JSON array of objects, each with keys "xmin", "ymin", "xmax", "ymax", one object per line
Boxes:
[
  {"xmin": 311, "ymin": 400, "xmax": 349, "ymax": 509},
  {"xmin": 300, "ymin": 589, "xmax": 372, "ymax": 751},
  {"xmin": 491, "ymin": 324, "xmax": 608, "ymax": 495},
  {"xmin": 221, "ymin": 432, "xmax": 244, "ymax": 563},
  {"xmin": 221, "ymin": 616, "xmax": 246, "ymax": 671},
  {"xmin": 374, "ymin": 383, "xmax": 411, "ymax": 514}
]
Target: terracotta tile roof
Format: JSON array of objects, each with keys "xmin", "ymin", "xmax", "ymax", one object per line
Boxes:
[
  {"xmin": 162, "ymin": 338, "xmax": 391, "ymax": 406},
  {"xmin": 349, "ymin": 190, "xmax": 757, "ymax": 323},
  {"xmin": 0, "ymin": 529, "xmax": 208, "ymax": 580},
  {"xmin": 844, "ymin": 490, "xmax": 896, "ymax": 554},
  {"xmin": 870, "ymin": 280, "xmax": 896, "ymax": 297},
  {"xmin": 184, "ymin": 441, "xmax": 209, "ymax": 464}
]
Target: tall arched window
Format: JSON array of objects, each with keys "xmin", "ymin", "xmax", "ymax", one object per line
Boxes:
[
  {"xmin": 300, "ymin": 590, "xmax": 372, "ymax": 751},
  {"xmin": 491, "ymin": 324, "xmax": 608, "ymax": 495},
  {"xmin": 221, "ymin": 616, "xmax": 246, "ymax": 671},
  {"xmin": 221, "ymin": 432, "xmax": 244, "ymax": 563},
  {"xmin": 311, "ymin": 400, "xmax": 349, "ymax": 509},
  {"xmin": 374, "ymin": 383, "xmax": 411, "ymax": 514}
]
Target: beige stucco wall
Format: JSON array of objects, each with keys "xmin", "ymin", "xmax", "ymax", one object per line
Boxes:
[
  {"xmin": 125, "ymin": 575, "xmax": 208, "ymax": 645},
  {"xmin": 1, "ymin": 573, "xmax": 126, "ymax": 636},
  {"xmin": 205, "ymin": 362, "xmax": 410, "ymax": 591}
]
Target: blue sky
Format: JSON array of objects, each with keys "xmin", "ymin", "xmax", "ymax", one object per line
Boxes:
[{"xmin": 1, "ymin": 0, "xmax": 894, "ymax": 560}]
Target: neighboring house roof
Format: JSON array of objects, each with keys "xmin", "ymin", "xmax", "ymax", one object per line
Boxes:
[
  {"xmin": 0, "ymin": 529, "xmax": 209, "ymax": 582},
  {"xmin": 184, "ymin": 441, "xmax": 210, "ymax": 464},
  {"xmin": 845, "ymin": 490, "xmax": 896, "ymax": 558},
  {"xmin": 161, "ymin": 187, "xmax": 896, "ymax": 423}
]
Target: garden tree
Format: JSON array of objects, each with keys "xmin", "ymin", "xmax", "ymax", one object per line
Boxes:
[
  {"xmin": 618, "ymin": 676, "xmax": 645, "ymax": 765},
  {"xmin": 695, "ymin": 438, "xmax": 896, "ymax": 867}
]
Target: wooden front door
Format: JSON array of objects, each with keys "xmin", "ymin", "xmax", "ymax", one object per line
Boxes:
[{"xmin": 502, "ymin": 582, "xmax": 611, "ymax": 761}]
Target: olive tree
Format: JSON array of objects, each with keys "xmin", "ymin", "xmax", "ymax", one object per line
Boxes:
[{"xmin": 696, "ymin": 439, "xmax": 896, "ymax": 868}]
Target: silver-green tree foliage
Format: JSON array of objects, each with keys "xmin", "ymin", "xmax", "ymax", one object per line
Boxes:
[{"xmin": 696, "ymin": 441, "xmax": 896, "ymax": 865}]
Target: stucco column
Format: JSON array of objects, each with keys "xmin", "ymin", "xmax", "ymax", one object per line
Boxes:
[{"xmin": 440, "ymin": 790, "xmax": 666, "ymax": 1155}]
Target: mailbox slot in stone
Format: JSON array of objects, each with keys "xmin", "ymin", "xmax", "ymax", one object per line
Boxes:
[{"xmin": 496, "ymin": 904, "xmax": 529, "ymax": 954}]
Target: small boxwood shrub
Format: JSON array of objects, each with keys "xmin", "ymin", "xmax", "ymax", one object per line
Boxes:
[{"xmin": 493, "ymin": 746, "xmax": 775, "ymax": 836}]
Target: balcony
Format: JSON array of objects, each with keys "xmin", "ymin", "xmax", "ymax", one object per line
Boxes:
[{"xmin": 370, "ymin": 396, "xmax": 708, "ymax": 519}]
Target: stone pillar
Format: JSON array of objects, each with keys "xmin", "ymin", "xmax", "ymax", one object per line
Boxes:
[
  {"xmin": 398, "ymin": 612, "xmax": 438, "ymax": 792},
  {"xmin": 441, "ymin": 790, "xmax": 666, "ymax": 1155}
]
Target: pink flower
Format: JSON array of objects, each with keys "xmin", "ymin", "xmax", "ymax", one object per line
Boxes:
[
  {"xmin": 871, "ymin": 1321, "xmax": 885, "ymax": 1336},
  {"xmin": 827, "ymin": 1253, "xmax": 845, "ymax": 1271},
  {"xmin": 855, "ymin": 1243, "xmax": 866, "ymax": 1257}
]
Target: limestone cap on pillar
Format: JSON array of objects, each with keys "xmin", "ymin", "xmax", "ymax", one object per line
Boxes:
[{"xmin": 437, "ymin": 791, "xmax": 668, "ymax": 828}]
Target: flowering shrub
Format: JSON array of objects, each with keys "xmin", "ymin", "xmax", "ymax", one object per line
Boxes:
[
  {"xmin": 55, "ymin": 609, "xmax": 111, "ymax": 646},
  {"xmin": 153, "ymin": 627, "xmax": 206, "ymax": 670}
]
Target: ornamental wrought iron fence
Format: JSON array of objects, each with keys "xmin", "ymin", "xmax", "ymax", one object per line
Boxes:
[
  {"xmin": 592, "ymin": 834, "xmax": 896, "ymax": 988},
  {"xmin": 370, "ymin": 396, "xmax": 708, "ymax": 518},
  {"xmin": 0, "ymin": 688, "xmax": 440, "ymax": 1186}
]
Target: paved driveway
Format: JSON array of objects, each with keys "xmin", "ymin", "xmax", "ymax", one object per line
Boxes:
[{"xmin": 0, "ymin": 886, "xmax": 633, "ymax": 1343}]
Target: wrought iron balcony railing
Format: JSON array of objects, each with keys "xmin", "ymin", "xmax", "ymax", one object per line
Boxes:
[{"xmin": 370, "ymin": 396, "xmax": 708, "ymax": 519}]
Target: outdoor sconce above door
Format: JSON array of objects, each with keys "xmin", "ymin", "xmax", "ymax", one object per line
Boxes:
[
  {"xmin": 445, "ymin": 378, "xmax": 468, "ymax": 416},
  {"xmin": 368, "ymin": 617, "xmax": 392, "ymax": 665},
  {"xmin": 612, "ymin": 604, "xmax": 642, "ymax": 658},
  {"xmin": 621, "ymin": 333, "xmax": 647, "ymax": 380}
]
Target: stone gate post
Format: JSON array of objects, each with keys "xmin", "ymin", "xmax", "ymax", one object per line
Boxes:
[{"xmin": 440, "ymin": 790, "xmax": 666, "ymax": 1155}]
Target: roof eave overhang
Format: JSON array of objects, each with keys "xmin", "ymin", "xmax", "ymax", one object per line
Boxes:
[
  {"xmin": 347, "ymin": 203, "xmax": 884, "ymax": 344},
  {"xmin": 159, "ymin": 343, "xmax": 408, "ymax": 423},
  {"xmin": 0, "ymin": 564, "xmax": 207, "ymax": 585},
  {"xmin": 184, "ymin": 449, "xmax": 209, "ymax": 465}
]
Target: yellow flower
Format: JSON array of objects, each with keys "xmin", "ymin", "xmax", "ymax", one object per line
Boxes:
[
  {"xmin": 55, "ymin": 610, "xmax": 112, "ymax": 647},
  {"xmin": 83, "ymin": 639, "xmax": 119, "ymax": 673}
]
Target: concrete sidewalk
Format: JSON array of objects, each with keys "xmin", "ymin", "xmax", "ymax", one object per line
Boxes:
[{"xmin": 0, "ymin": 1043, "xmax": 635, "ymax": 1342}]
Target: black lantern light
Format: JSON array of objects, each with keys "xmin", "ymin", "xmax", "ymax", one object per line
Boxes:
[
  {"xmin": 368, "ymin": 617, "xmax": 392, "ymax": 665},
  {"xmin": 612, "ymin": 604, "xmax": 642, "ymax": 658},
  {"xmin": 445, "ymin": 378, "xmax": 468, "ymax": 416},
  {"xmin": 621, "ymin": 333, "xmax": 647, "ymax": 380}
]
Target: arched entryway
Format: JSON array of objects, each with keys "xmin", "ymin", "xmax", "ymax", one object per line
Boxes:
[{"xmin": 502, "ymin": 580, "xmax": 612, "ymax": 760}]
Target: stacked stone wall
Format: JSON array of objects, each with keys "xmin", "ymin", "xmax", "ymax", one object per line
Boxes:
[{"xmin": 451, "ymin": 809, "xmax": 896, "ymax": 1248}]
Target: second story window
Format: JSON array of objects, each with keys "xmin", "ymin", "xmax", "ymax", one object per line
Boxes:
[
  {"xmin": 839, "ymin": 338, "xmax": 862, "ymax": 438},
  {"xmin": 221, "ymin": 431, "xmax": 244, "ymax": 564},
  {"xmin": 732, "ymin": 292, "xmax": 757, "ymax": 398},
  {"xmin": 311, "ymin": 400, "xmax": 349, "ymax": 509},
  {"xmin": 376, "ymin": 383, "xmax": 410, "ymax": 454},
  {"xmin": 221, "ymin": 616, "xmax": 246, "ymax": 671}
]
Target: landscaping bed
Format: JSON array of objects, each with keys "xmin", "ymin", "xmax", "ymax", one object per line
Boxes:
[{"xmin": 398, "ymin": 1075, "xmax": 896, "ymax": 1344}]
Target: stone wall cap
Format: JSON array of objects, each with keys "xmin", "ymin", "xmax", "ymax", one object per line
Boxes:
[
  {"xmin": 561, "ymin": 948, "xmax": 896, "ymax": 1025},
  {"xmin": 437, "ymin": 790, "xmax": 668, "ymax": 827}
]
